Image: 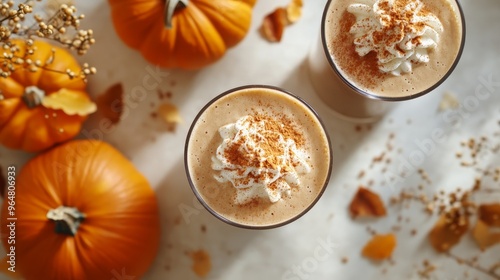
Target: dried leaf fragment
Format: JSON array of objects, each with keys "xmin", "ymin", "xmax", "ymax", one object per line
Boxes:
[
  {"xmin": 41, "ymin": 88, "xmax": 97, "ymax": 116},
  {"xmin": 96, "ymin": 83, "xmax": 124, "ymax": 125},
  {"xmin": 286, "ymin": 0, "xmax": 303, "ymax": 24},
  {"xmin": 361, "ymin": 233, "xmax": 397, "ymax": 261},
  {"xmin": 428, "ymin": 214, "xmax": 469, "ymax": 252},
  {"xmin": 438, "ymin": 91, "xmax": 459, "ymax": 112},
  {"xmin": 478, "ymin": 204, "xmax": 500, "ymax": 227},
  {"xmin": 260, "ymin": 7, "xmax": 288, "ymax": 42},
  {"xmin": 190, "ymin": 250, "xmax": 211, "ymax": 278},
  {"xmin": 472, "ymin": 220, "xmax": 500, "ymax": 250},
  {"xmin": 349, "ymin": 187, "xmax": 387, "ymax": 218},
  {"xmin": 158, "ymin": 102, "xmax": 182, "ymax": 132},
  {"xmin": 473, "ymin": 203, "xmax": 500, "ymax": 250}
]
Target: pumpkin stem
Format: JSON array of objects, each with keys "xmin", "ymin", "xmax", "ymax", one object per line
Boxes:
[
  {"xmin": 22, "ymin": 86, "xmax": 45, "ymax": 109},
  {"xmin": 47, "ymin": 206, "xmax": 85, "ymax": 236},
  {"xmin": 164, "ymin": 0, "xmax": 189, "ymax": 29}
]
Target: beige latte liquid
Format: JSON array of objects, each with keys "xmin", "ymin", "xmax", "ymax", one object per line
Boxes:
[
  {"xmin": 309, "ymin": 0, "xmax": 464, "ymax": 121},
  {"xmin": 185, "ymin": 86, "xmax": 331, "ymax": 228}
]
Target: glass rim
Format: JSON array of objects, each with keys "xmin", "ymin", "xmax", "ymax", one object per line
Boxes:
[
  {"xmin": 320, "ymin": 0, "xmax": 467, "ymax": 102},
  {"xmin": 184, "ymin": 84, "xmax": 333, "ymax": 230}
]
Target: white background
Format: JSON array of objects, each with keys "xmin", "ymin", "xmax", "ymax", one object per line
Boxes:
[{"xmin": 1, "ymin": 0, "xmax": 499, "ymax": 279}]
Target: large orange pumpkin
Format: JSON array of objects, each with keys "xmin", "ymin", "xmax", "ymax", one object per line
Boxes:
[
  {"xmin": 0, "ymin": 140, "xmax": 161, "ymax": 280},
  {"xmin": 0, "ymin": 39, "xmax": 93, "ymax": 152},
  {"xmin": 108, "ymin": 0, "xmax": 257, "ymax": 69}
]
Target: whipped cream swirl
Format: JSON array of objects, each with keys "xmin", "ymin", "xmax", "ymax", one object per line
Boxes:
[
  {"xmin": 347, "ymin": 0, "xmax": 443, "ymax": 76},
  {"xmin": 212, "ymin": 114, "xmax": 311, "ymax": 205}
]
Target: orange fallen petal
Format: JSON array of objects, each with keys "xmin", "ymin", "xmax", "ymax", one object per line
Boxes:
[
  {"xmin": 190, "ymin": 250, "xmax": 211, "ymax": 278},
  {"xmin": 362, "ymin": 233, "xmax": 397, "ymax": 261}
]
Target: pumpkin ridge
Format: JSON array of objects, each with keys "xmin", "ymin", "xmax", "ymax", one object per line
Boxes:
[
  {"xmin": 0, "ymin": 104, "xmax": 33, "ymax": 148},
  {"xmin": 21, "ymin": 108, "xmax": 56, "ymax": 151},
  {"xmin": 111, "ymin": 1, "xmax": 162, "ymax": 49},
  {"xmin": 177, "ymin": 6, "xmax": 225, "ymax": 68},
  {"xmin": 194, "ymin": 0, "xmax": 252, "ymax": 47},
  {"xmin": 0, "ymin": 98, "xmax": 22, "ymax": 131}
]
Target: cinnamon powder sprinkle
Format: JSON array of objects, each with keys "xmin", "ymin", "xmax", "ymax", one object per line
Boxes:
[
  {"xmin": 333, "ymin": 12, "xmax": 384, "ymax": 88},
  {"xmin": 223, "ymin": 114, "xmax": 305, "ymax": 172}
]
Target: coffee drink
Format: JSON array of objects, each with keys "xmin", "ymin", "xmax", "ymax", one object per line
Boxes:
[
  {"xmin": 308, "ymin": 0, "xmax": 465, "ymax": 121},
  {"xmin": 185, "ymin": 86, "xmax": 332, "ymax": 228}
]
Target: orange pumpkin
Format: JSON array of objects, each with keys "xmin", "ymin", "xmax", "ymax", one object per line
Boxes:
[
  {"xmin": 108, "ymin": 0, "xmax": 257, "ymax": 69},
  {"xmin": 0, "ymin": 140, "xmax": 161, "ymax": 280},
  {"xmin": 0, "ymin": 39, "xmax": 92, "ymax": 152}
]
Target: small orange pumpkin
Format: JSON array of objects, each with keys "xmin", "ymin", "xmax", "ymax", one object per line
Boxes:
[
  {"xmin": 108, "ymin": 0, "xmax": 257, "ymax": 69},
  {"xmin": 0, "ymin": 39, "xmax": 93, "ymax": 152},
  {"xmin": 0, "ymin": 140, "xmax": 161, "ymax": 280}
]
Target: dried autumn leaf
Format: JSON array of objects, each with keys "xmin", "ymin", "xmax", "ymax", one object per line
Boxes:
[
  {"xmin": 478, "ymin": 204, "xmax": 500, "ymax": 227},
  {"xmin": 349, "ymin": 187, "xmax": 387, "ymax": 218},
  {"xmin": 157, "ymin": 102, "xmax": 182, "ymax": 132},
  {"xmin": 96, "ymin": 83, "xmax": 124, "ymax": 125},
  {"xmin": 472, "ymin": 220, "xmax": 500, "ymax": 250},
  {"xmin": 286, "ymin": 0, "xmax": 303, "ymax": 24},
  {"xmin": 260, "ymin": 7, "xmax": 288, "ymax": 42},
  {"xmin": 428, "ymin": 214, "xmax": 469, "ymax": 252},
  {"xmin": 361, "ymin": 233, "xmax": 397, "ymax": 261},
  {"xmin": 190, "ymin": 250, "xmax": 211, "ymax": 278},
  {"xmin": 41, "ymin": 88, "xmax": 97, "ymax": 116}
]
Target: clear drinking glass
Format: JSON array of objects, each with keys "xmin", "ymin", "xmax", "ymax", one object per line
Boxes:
[
  {"xmin": 308, "ymin": 0, "xmax": 466, "ymax": 123},
  {"xmin": 184, "ymin": 85, "xmax": 332, "ymax": 229}
]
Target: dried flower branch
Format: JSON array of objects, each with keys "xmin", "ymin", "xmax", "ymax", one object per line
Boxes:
[{"xmin": 0, "ymin": 0, "xmax": 95, "ymax": 80}]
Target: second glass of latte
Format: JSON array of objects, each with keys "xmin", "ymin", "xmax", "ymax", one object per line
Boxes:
[{"xmin": 308, "ymin": 0, "xmax": 466, "ymax": 122}]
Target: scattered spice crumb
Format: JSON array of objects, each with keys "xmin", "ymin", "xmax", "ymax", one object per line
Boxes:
[
  {"xmin": 341, "ymin": 257, "xmax": 349, "ymax": 264},
  {"xmin": 418, "ymin": 259, "xmax": 437, "ymax": 278},
  {"xmin": 201, "ymin": 224, "xmax": 207, "ymax": 233},
  {"xmin": 157, "ymin": 89, "xmax": 172, "ymax": 100}
]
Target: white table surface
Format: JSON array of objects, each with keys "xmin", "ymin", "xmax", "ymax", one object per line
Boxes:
[{"xmin": 1, "ymin": 0, "xmax": 499, "ymax": 279}]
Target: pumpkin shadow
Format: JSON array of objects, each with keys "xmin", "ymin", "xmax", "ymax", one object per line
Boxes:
[
  {"xmin": 151, "ymin": 157, "xmax": 340, "ymax": 280},
  {"xmin": 150, "ymin": 158, "xmax": 277, "ymax": 279},
  {"xmin": 78, "ymin": 1, "xmax": 203, "ymax": 155}
]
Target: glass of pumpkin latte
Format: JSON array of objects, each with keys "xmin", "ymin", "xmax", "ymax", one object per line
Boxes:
[
  {"xmin": 308, "ymin": 0, "xmax": 465, "ymax": 122},
  {"xmin": 185, "ymin": 85, "xmax": 332, "ymax": 229}
]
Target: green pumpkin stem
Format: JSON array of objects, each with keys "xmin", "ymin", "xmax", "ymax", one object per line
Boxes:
[
  {"xmin": 47, "ymin": 206, "xmax": 85, "ymax": 236},
  {"xmin": 164, "ymin": 0, "xmax": 189, "ymax": 29}
]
